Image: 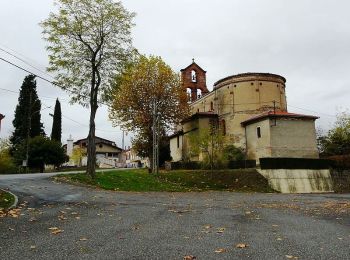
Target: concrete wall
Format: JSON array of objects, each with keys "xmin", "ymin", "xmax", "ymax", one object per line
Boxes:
[
  {"xmin": 170, "ymin": 135, "xmax": 183, "ymax": 162},
  {"xmin": 270, "ymin": 119, "xmax": 319, "ymax": 158},
  {"xmin": 245, "ymin": 118, "xmax": 319, "ymax": 161},
  {"xmin": 245, "ymin": 119, "xmax": 272, "ymax": 160},
  {"xmin": 258, "ymin": 169, "xmax": 334, "ymax": 193}
]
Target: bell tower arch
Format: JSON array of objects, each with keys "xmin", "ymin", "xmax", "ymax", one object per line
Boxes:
[{"xmin": 181, "ymin": 59, "xmax": 209, "ymax": 102}]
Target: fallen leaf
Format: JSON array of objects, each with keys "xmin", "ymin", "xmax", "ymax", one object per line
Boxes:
[
  {"xmin": 215, "ymin": 248, "xmax": 226, "ymax": 253},
  {"xmin": 8, "ymin": 227, "xmax": 14, "ymax": 231},
  {"xmin": 204, "ymin": 225, "xmax": 212, "ymax": 229},
  {"xmin": 277, "ymin": 238, "xmax": 283, "ymax": 241},
  {"xmin": 272, "ymin": 224, "xmax": 279, "ymax": 227},
  {"xmin": 285, "ymin": 255, "xmax": 298, "ymax": 259},
  {"xmin": 216, "ymin": 228, "xmax": 225, "ymax": 233},
  {"xmin": 79, "ymin": 237, "xmax": 88, "ymax": 241},
  {"xmin": 49, "ymin": 227, "xmax": 63, "ymax": 235},
  {"xmin": 236, "ymin": 243, "xmax": 249, "ymax": 248},
  {"xmin": 183, "ymin": 255, "xmax": 196, "ymax": 260},
  {"xmin": 30, "ymin": 245, "xmax": 36, "ymax": 249}
]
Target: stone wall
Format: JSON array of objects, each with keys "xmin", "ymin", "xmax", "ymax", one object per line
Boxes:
[{"xmin": 257, "ymin": 169, "xmax": 333, "ymax": 193}]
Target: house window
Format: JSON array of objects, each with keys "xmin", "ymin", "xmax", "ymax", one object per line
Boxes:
[
  {"xmin": 257, "ymin": 127, "xmax": 261, "ymax": 138},
  {"xmin": 177, "ymin": 136, "xmax": 180, "ymax": 148}
]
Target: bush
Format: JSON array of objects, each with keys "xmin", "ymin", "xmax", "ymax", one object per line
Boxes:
[
  {"xmin": 260, "ymin": 157, "xmax": 332, "ymax": 170},
  {"xmin": 223, "ymin": 145, "xmax": 246, "ymax": 161},
  {"xmin": 0, "ymin": 149, "xmax": 17, "ymax": 174},
  {"xmin": 170, "ymin": 161, "xmax": 201, "ymax": 170},
  {"xmin": 228, "ymin": 160, "xmax": 256, "ymax": 169}
]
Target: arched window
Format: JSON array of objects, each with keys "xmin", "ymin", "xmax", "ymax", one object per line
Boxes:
[
  {"xmin": 210, "ymin": 101, "xmax": 214, "ymax": 111},
  {"xmin": 191, "ymin": 70, "xmax": 197, "ymax": 82}
]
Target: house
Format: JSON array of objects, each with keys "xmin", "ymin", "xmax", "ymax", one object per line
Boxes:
[
  {"xmin": 125, "ymin": 148, "xmax": 150, "ymax": 168},
  {"xmin": 170, "ymin": 61, "xmax": 319, "ymax": 163},
  {"xmin": 0, "ymin": 114, "xmax": 4, "ymax": 132},
  {"xmin": 65, "ymin": 136, "xmax": 123, "ymax": 168}
]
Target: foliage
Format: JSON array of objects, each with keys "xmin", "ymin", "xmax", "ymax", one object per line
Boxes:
[
  {"xmin": 223, "ymin": 145, "xmax": 246, "ymax": 161},
  {"xmin": 56, "ymin": 168, "xmax": 275, "ymax": 192},
  {"xmin": 188, "ymin": 126, "xmax": 226, "ymax": 169},
  {"xmin": 51, "ymin": 98, "xmax": 62, "ymax": 143},
  {"xmin": 10, "ymin": 75, "xmax": 45, "ymax": 151},
  {"xmin": 318, "ymin": 112, "xmax": 350, "ymax": 156},
  {"xmin": 0, "ymin": 190, "xmax": 15, "ymax": 209},
  {"xmin": 0, "ymin": 139, "xmax": 17, "ymax": 174},
  {"xmin": 41, "ymin": 0, "xmax": 135, "ymax": 178},
  {"xmin": 27, "ymin": 136, "xmax": 68, "ymax": 172},
  {"xmin": 109, "ymin": 55, "xmax": 189, "ymax": 167},
  {"xmin": 71, "ymin": 147, "xmax": 86, "ymax": 166}
]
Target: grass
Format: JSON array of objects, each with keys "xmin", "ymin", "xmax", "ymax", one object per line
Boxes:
[
  {"xmin": 0, "ymin": 190, "xmax": 15, "ymax": 209},
  {"xmin": 56, "ymin": 168, "xmax": 275, "ymax": 193}
]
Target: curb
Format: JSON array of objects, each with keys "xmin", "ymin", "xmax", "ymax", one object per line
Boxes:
[{"xmin": 0, "ymin": 189, "xmax": 18, "ymax": 209}]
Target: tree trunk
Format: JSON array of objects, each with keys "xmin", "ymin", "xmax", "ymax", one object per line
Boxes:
[
  {"xmin": 87, "ymin": 103, "xmax": 97, "ymax": 178},
  {"xmin": 86, "ymin": 63, "xmax": 98, "ymax": 179}
]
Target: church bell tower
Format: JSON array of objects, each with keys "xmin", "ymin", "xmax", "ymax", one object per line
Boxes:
[{"xmin": 181, "ymin": 59, "xmax": 209, "ymax": 102}]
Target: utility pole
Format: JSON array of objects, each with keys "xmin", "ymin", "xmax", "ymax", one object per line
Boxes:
[{"xmin": 152, "ymin": 99, "xmax": 160, "ymax": 174}]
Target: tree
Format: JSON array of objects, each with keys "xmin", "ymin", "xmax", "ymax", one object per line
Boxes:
[
  {"xmin": 188, "ymin": 126, "xmax": 226, "ymax": 170},
  {"xmin": 71, "ymin": 147, "xmax": 86, "ymax": 166},
  {"xmin": 109, "ymin": 55, "xmax": 189, "ymax": 171},
  {"xmin": 319, "ymin": 112, "xmax": 350, "ymax": 156},
  {"xmin": 10, "ymin": 75, "xmax": 45, "ymax": 164},
  {"xmin": 27, "ymin": 136, "xmax": 68, "ymax": 172},
  {"xmin": 41, "ymin": 0, "xmax": 135, "ymax": 178},
  {"xmin": 0, "ymin": 139, "xmax": 16, "ymax": 174},
  {"xmin": 51, "ymin": 99, "xmax": 62, "ymax": 143}
]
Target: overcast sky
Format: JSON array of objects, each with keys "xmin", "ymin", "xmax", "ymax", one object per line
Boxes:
[{"xmin": 1, "ymin": 0, "xmax": 350, "ymax": 147}]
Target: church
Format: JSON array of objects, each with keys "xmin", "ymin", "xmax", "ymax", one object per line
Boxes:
[{"xmin": 169, "ymin": 61, "xmax": 319, "ymax": 163}]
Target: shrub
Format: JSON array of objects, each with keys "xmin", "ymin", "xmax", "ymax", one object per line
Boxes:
[{"xmin": 260, "ymin": 157, "xmax": 332, "ymax": 170}]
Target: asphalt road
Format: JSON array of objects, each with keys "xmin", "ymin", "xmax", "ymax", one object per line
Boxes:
[{"xmin": 0, "ymin": 172, "xmax": 349, "ymax": 260}]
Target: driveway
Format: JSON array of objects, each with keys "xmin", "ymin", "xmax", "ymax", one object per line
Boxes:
[{"xmin": 0, "ymin": 172, "xmax": 349, "ymax": 260}]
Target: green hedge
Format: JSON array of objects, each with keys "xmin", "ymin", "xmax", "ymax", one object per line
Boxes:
[
  {"xmin": 228, "ymin": 160, "xmax": 256, "ymax": 169},
  {"xmin": 170, "ymin": 161, "xmax": 201, "ymax": 170},
  {"xmin": 260, "ymin": 157, "xmax": 332, "ymax": 170}
]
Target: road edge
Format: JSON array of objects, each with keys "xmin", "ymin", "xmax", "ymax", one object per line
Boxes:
[{"xmin": 0, "ymin": 189, "xmax": 18, "ymax": 209}]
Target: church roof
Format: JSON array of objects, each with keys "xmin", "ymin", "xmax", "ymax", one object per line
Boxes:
[
  {"xmin": 180, "ymin": 61, "xmax": 207, "ymax": 73},
  {"xmin": 214, "ymin": 72, "xmax": 286, "ymax": 87},
  {"xmin": 241, "ymin": 110, "xmax": 319, "ymax": 126},
  {"xmin": 181, "ymin": 112, "xmax": 218, "ymax": 123}
]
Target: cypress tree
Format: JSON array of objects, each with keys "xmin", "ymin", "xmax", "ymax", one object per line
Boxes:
[
  {"xmin": 51, "ymin": 98, "xmax": 62, "ymax": 143},
  {"xmin": 10, "ymin": 75, "xmax": 45, "ymax": 149}
]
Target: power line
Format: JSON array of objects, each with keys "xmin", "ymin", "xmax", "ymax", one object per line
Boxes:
[
  {"xmin": 0, "ymin": 55, "xmax": 111, "ymax": 107},
  {"xmin": 0, "ymin": 46, "xmax": 55, "ymax": 80}
]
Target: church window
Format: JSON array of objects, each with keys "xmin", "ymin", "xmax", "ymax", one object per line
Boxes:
[
  {"xmin": 210, "ymin": 101, "xmax": 214, "ymax": 111},
  {"xmin": 257, "ymin": 127, "xmax": 261, "ymax": 138},
  {"xmin": 191, "ymin": 70, "xmax": 197, "ymax": 82},
  {"xmin": 177, "ymin": 136, "xmax": 180, "ymax": 148}
]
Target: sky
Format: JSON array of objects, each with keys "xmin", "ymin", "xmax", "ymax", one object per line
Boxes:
[{"xmin": 1, "ymin": 0, "xmax": 350, "ymax": 147}]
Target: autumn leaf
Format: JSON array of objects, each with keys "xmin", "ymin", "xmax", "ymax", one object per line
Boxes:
[
  {"xmin": 79, "ymin": 237, "xmax": 88, "ymax": 241},
  {"xmin": 183, "ymin": 255, "xmax": 196, "ymax": 260},
  {"xmin": 236, "ymin": 243, "xmax": 249, "ymax": 248},
  {"xmin": 215, "ymin": 248, "xmax": 226, "ymax": 253},
  {"xmin": 49, "ymin": 227, "xmax": 64, "ymax": 235},
  {"xmin": 216, "ymin": 227, "xmax": 225, "ymax": 233}
]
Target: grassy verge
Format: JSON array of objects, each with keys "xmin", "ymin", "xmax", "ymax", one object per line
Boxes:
[
  {"xmin": 0, "ymin": 190, "xmax": 15, "ymax": 210},
  {"xmin": 55, "ymin": 168, "xmax": 275, "ymax": 192}
]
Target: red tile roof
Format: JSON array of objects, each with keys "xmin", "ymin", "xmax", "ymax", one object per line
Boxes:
[{"xmin": 241, "ymin": 110, "xmax": 319, "ymax": 126}]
